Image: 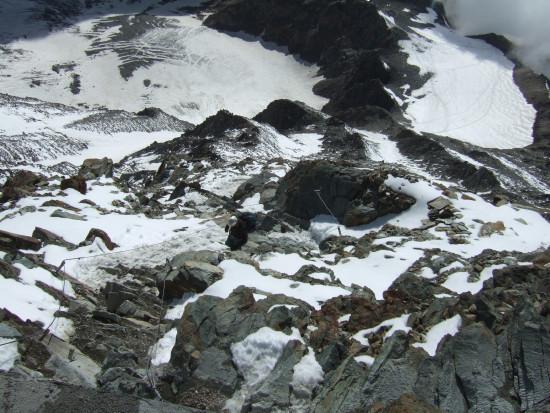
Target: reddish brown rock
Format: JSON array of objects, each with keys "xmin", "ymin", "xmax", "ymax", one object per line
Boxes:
[
  {"xmin": 0, "ymin": 229, "xmax": 42, "ymax": 251},
  {"xmin": 60, "ymin": 176, "xmax": 87, "ymax": 195},
  {"xmin": 83, "ymin": 228, "xmax": 119, "ymax": 250}
]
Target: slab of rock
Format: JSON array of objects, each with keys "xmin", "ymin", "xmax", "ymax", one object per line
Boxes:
[
  {"xmin": 0, "ymin": 170, "xmax": 45, "ymax": 203},
  {"xmin": 79, "ymin": 157, "xmax": 114, "ymax": 179},
  {"xmin": 0, "ymin": 260, "xmax": 21, "ymax": 279},
  {"xmin": 276, "ymin": 160, "xmax": 415, "ymax": 226},
  {"xmin": 312, "ymin": 356, "xmax": 367, "ymax": 413},
  {"xmin": 41, "ymin": 199, "xmax": 81, "ymax": 212},
  {"xmin": 253, "ymin": 99, "xmax": 324, "ymax": 132},
  {"xmin": 0, "ymin": 229, "xmax": 42, "ymax": 251},
  {"xmin": 243, "ymin": 340, "xmax": 306, "ymax": 412},
  {"xmin": 427, "ymin": 196, "xmax": 452, "ymax": 211},
  {"xmin": 191, "ymin": 347, "xmax": 239, "ymax": 395},
  {"xmin": 0, "ymin": 373, "xmax": 202, "ymax": 412},
  {"xmin": 158, "ymin": 260, "xmax": 224, "ymax": 299},
  {"xmin": 60, "ymin": 175, "xmax": 87, "ymax": 195},
  {"xmin": 83, "ymin": 228, "xmax": 119, "ymax": 250},
  {"xmin": 32, "ymin": 227, "xmax": 77, "ymax": 250},
  {"xmin": 50, "ymin": 209, "xmax": 87, "ymax": 221},
  {"xmin": 104, "ymin": 282, "xmax": 138, "ymax": 313}
]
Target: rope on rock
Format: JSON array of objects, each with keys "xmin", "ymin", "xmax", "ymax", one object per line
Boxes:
[{"xmin": 314, "ymin": 189, "xmax": 343, "ymax": 236}]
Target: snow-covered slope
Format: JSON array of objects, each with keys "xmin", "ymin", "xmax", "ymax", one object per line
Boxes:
[
  {"xmin": 0, "ymin": 1, "xmax": 326, "ymax": 124},
  {"xmin": 396, "ymin": 10, "xmax": 537, "ymax": 148},
  {"xmin": 0, "ymin": 1, "xmax": 549, "ymax": 411}
]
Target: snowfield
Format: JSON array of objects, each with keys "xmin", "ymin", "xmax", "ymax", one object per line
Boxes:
[
  {"xmin": 0, "ymin": 3, "xmax": 326, "ymax": 125},
  {"xmin": 398, "ymin": 10, "xmax": 536, "ymax": 149}
]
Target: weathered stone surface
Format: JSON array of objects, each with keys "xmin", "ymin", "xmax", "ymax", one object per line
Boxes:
[
  {"xmin": 191, "ymin": 347, "xmax": 239, "ymax": 395},
  {"xmin": 427, "ymin": 196, "xmax": 451, "ymax": 211},
  {"xmin": 41, "ymin": 199, "xmax": 81, "ymax": 212},
  {"xmin": 343, "ymin": 205, "xmax": 378, "ymax": 227},
  {"xmin": 50, "ymin": 209, "xmax": 87, "ymax": 221},
  {"xmin": 60, "ymin": 175, "xmax": 87, "ymax": 194},
  {"xmin": 104, "ymin": 282, "xmax": 138, "ymax": 313},
  {"xmin": 79, "ymin": 157, "xmax": 114, "ymax": 179},
  {"xmin": 415, "ymin": 323, "xmax": 516, "ymax": 413},
  {"xmin": 0, "ymin": 229, "xmax": 42, "ymax": 251},
  {"xmin": 276, "ymin": 160, "xmax": 415, "ymax": 225},
  {"xmin": 158, "ymin": 260, "xmax": 224, "ymax": 299},
  {"xmin": 0, "ymin": 373, "xmax": 203, "ymax": 412},
  {"xmin": 253, "ymin": 99, "xmax": 324, "ymax": 132},
  {"xmin": 360, "ymin": 332, "xmax": 428, "ymax": 409},
  {"xmin": 0, "ymin": 259, "xmax": 21, "ymax": 278},
  {"xmin": 93, "ymin": 310, "xmax": 122, "ymax": 324},
  {"xmin": 312, "ymin": 356, "xmax": 366, "ymax": 413},
  {"xmin": 83, "ymin": 228, "xmax": 119, "ymax": 250},
  {"xmin": 382, "ymin": 394, "xmax": 443, "ymax": 413},
  {"xmin": 32, "ymin": 227, "xmax": 77, "ymax": 250},
  {"xmin": 243, "ymin": 340, "xmax": 306, "ymax": 412},
  {"xmin": 508, "ymin": 304, "xmax": 550, "ymax": 411},
  {"xmin": 0, "ymin": 170, "xmax": 45, "ymax": 203},
  {"xmin": 322, "ymin": 123, "xmax": 368, "ymax": 161}
]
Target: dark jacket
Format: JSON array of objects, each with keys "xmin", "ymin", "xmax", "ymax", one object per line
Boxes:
[{"xmin": 225, "ymin": 218, "xmax": 249, "ymax": 250}]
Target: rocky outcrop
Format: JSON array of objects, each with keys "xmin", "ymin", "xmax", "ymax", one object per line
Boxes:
[
  {"xmin": 156, "ymin": 251, "xmax": 225, "ymax": 299},
  {"xmin": 276, "ymin": 160, "xmax": 415, "ymax": 225},
  {"xmin": 0, "ymin": 373, "xmax": 202, "ymax": 413},
  {"xmin": 167, "ymin": 287, "xmax": 312, "ymax": 409},
  {"xmin": 0, "ymin": 170, "xmax": 46, "ymax": 203},
  {"xmin": 32, "ymin": 227, "xmax": 77, "ymax": 250},
  {"xmin": 204, "ymin": 0, "xmax": 396, "ymax": 124},
  {"xmin": 253, "ymin": 99, "xmax": 325, "ymax": 132},
  {"xmin": 0, "ymin": 229, "xmax": 42, "ymax": 251},
  {"xmin": 322, "ymin": 121, "xmax": 368, "ymax": 160},
  {"xmin": 60, "ymin": 175, "xmax": 87, "ymax": 195},
  {"xmin": 83, "ymin": 228, "xmax": 119, "ymax": 251},
  {"xmin": 79, "ymin": 157, "xmax": 114, "ymax": 179},
  {"xmin": 393, "ymin": 129, "xmax": 501, "ymax": 193}
]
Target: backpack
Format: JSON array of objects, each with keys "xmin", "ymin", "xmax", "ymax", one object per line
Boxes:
[{"xmin": 238, "ymin": 212, "xmax": 257, "ymax": 232}]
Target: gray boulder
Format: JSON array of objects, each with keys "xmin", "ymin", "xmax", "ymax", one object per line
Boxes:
[
  {"xmin": 191, "ymin": 347, "xmax": 239, "ymax": 395},
  {"xmin": 275, "ymin": 160, "xmax": 415, "ymax": 226},
  {"xmin": 312, "ymin": 356, "xmax": 367, "ymax": 413},
  {"xmin": 79, "ymin": 157, "xmax": 114, "ymax": 179},
  {"xmin": 158, "ymin": 260, "xmax": 224, "ymax": 299}
]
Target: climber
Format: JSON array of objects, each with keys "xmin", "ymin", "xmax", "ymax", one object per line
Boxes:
[{"xmin": 224, "ymin": 212, "xmax": 257, "ymax": 251}]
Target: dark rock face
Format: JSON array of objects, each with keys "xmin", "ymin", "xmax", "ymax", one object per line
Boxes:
[
  {"xmin": 205, "ymin": 0, "xmax": 395, "ymax": 124},
  {"xmin": 32, "ymin": 227, "xmax": 77, "ymax": 250},
  {"xmin": 393, "ymin": 129, "xmax": 501, "ymax": 192},
  {"xmin": 156, "ymin": 253, "xmax": 225, "ymax": 299},
  {"xmin": 276, "ymin": 160, "xmax": 415, "ymax": 225},
  {"xmin": 0, "ymin": 229, "xmax": 42, "ymax": 251},
  {"xmin": 138, "ymin": 110, "xmax": 261, "ymax": 161},
  {"xmin": 60, "ymin": 175, "xmax": 87, "ymax": 195},
  {"xmin": 253, "ymin": 99, "xmax": 325, "ymax": 132},
  {"xmin": 205, "ymin": 0, "xmax": 392, "ymax": 61},
  {"xmin": 0, "ymin": 373, "xmax": 202, "ymax": 413},
  {"xmin": 322, "ymin": 123, "xmax": 368, "ymax": 160},
  {"xmin": 167, "ymin": 287, "xmax": 312, "ymax": 407}
]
